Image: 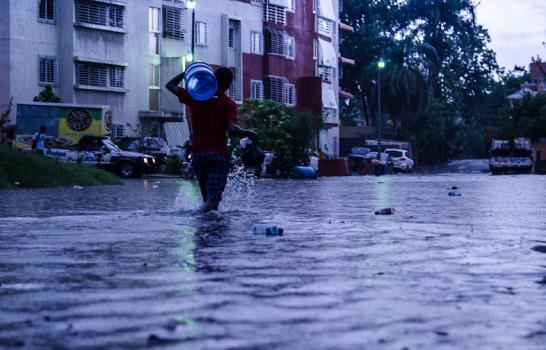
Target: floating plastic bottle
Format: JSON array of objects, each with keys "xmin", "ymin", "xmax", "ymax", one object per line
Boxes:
[
  {"xmin": 183, "ymin": 62, "xmax": 218, "ymax": 101},
  {"xmin": 375, "ymin": 208, "xmax": 395, "ymax": 215},
  {"xmin": 251, "ymin": 224, "xmax": 284, "ymax": 236}
]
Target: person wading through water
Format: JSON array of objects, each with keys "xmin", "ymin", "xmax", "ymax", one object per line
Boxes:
[{"xmin": 166, "ymin": 66, "xmax": 258, "ymax": 212}]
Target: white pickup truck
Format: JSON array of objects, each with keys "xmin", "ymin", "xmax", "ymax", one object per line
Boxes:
[
  {"xmin": 44, "ymin": 136, "xmax": 156, "ymax": 178},
  {"xmin": 489, "ymin": 138, "xmax": 533, "ymax": 175}
]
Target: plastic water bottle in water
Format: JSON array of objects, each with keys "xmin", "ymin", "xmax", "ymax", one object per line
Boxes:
[
  {"xmin": 184, "ymin": 62, "xmax": 218, "ymax": 101},
  {"xmin": 375, "ymin": 208, "xmax": 395, "ymax": 215},
  {"xmin": 252, "ymin": 224, "xmax": 284, "ymax": 236}
]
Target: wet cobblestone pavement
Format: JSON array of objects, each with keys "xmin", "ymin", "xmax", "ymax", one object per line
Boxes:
[{"xmin": 1, "ymin": 172, "xmax": 546, "ymax": 349}]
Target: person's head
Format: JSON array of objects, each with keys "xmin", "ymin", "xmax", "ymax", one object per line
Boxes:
[
  {"xmin": 39, "ymin": 125, "xmax": 47, "ymax": 133},
  {"xmin": 215, "ymin": 67, "xmax": 233, "ymax": 93}
]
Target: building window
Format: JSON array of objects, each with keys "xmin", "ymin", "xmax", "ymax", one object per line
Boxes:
[
  {"xmin": 284, "ymin": 36, "xmax": 295, "ymax": 59},
  {"xmin": 111, "ymin": 123, "xmax": 125, "ymax": 139},
  {"xmin": 251, "ymin": 32, "xmax": 263, "ymax": 54},
  {"xmin": 39, "ymin": 57, "xmax": 57, "ymax": 85},
  {"xmin": 264, "ymin": 76, "xmax": 287, "ymax": 103},
  {"xmin": 110, "ymin": 66, "xmax": 125, "ymax": 88},
  {"xmin": 251, "ymin": 80, "xmax": 264, "ymax": 100},
  {"xmin": 38, "ymin": 0, "xmax": 56, "ymax": 23},
  {"xmin": 318, "ymin": 65, "xmax": 336, "ymax": 82},
  {"xmin": 149, "ymin": 64, "xmax": 160, "ymax": 88},
  {"xmin": 228, "ymin": 28, "xmax": 238, "ymax": 48},
  {"xmin": 322, "ymin": 108, "xmax": 336, "ymax": 122},
  {"xmin": 163, "ymin": 6, "xmax": 187, "ymax": 40},
  {"xmin": 287, "ymin": 0, "xmax": 296, "ymax": 12},
  {"xmin": 149, "ymin": 64, "xmax": 160, "ymax": 111},
  {"xmin": 76, "ymin": 0, "xmax": 125, "ymax": 29},
  {"xmin": 318, "ymin": 17, "xmax": 335, "ymax": 37},
  {"xmin": 149, "ymin": 90, "xmax": 160, "ymax": 111},
  {"xmin": 265, "ymin": 29, "xmax": 295, "ymax": 59},
  {"xmin": 195, "ymin": 21, "xmax": 208, "ymax": 46},
  {"xmin": 283, "ymin": 83, "xmax": 296, "ymax": 106},
  {"xmin": 264, "ymin": 3, "xmax": 286, "ymax": 24},
  {"xmin": 227, "ymin": 73, "xmax": 242, "ymax": 102},
  {"xmin": 76, "ymin": 62, "xmax": 125, "ymax": 89},
  {"xmin": 149, "ymin": 7, "xmax": 160, "ymax": 55}
]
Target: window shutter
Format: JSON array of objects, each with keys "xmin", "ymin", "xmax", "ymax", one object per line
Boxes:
[
  {"xmin": 76, "ymin": 0, "xmax": 125, "ymax": 29},
  {"xmin": 39, "ymin": 57, "xmax": 57, "ymax": 84},
  {"xmin": 163, "ymin": 6, "xmax": 186, "ymax": 40}
]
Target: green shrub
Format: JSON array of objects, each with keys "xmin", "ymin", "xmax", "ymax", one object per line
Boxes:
[
  {"xmin": 0, "ymin": 146, "xmax": 121, "ymax": 189},
  {"xmin": 164, "ymin": 156, "xmax": 182, "ymax": 175},
  {"xmin": 239, "ymin": 99, "xmax": 320, "ymax": 175}
]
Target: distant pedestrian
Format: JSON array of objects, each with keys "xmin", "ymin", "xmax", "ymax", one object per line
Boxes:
[
  {"xmin": 32, "ymin": 125, "xmax": 47, "ymax": 155},
  {"xmin": 6, "ymin": 126, "xmax": 16, "ymax": 148}
]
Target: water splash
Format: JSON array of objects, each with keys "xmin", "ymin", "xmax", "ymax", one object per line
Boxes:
[
  {"xmin": 174, "ymin": 180, "xmax": 202, "ymax": 212},
  {"xmin": 221, "ymin": 165, "xmax": 257, "ymax": 212}
]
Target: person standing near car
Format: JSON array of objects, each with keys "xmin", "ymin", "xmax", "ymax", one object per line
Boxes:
[
  {"xmin": 166, "ymin": 66, "xmax": 258, "ymax": 213},
  {"xmin": 32, "ymin": 125, "xmax": 47, "ymax": 155}
]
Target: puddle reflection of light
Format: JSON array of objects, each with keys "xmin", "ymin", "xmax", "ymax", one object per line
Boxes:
[
  {"xmin": 174, "ymin": 180, "xmax": 201, "ymax": 210},
  {"xmin": 174, "ymin": 226, "xmax": 197, "ymax": 274},
  {"xmin": 373, "ymin": 177, "xmax": 391, "ymax": 209}
]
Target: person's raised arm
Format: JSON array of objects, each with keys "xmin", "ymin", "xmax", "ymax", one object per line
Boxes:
[
  {"xmin": 227, "ymin": 120, "xmax": 258, "ymax": 142},
  {"xmin": 165, "ymin": 72, "xmax": 185, "ymax": 96}
]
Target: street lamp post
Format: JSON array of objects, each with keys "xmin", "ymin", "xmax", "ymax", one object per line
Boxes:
[
  {"xmin": 186, "ymin": 1, "xmax": 196, "ymax": 62},
  {"xmin": 377, "ymin": 59, "xmax": 386, "ymax": 152}
]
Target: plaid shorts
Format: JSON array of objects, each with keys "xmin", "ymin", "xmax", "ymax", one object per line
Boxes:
[{"xmin": 192, "ymin": 152, "xmax": 230, "ymax": 203}]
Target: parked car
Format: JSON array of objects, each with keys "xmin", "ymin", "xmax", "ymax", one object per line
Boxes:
[
  {"xmin": 385, "ymin": 148, "xmax": 415, "ymax": 172},
  {"xmin": 43, "ymin": 136, "xmax": 156, "ymax": 178},
  {"xmin": 118, "ymin": 137, "xmax": 170, "ymax": 170}
]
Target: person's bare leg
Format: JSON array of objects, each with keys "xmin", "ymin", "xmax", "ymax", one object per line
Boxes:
[{"xmin": 203, "ymin": 199, "xmax": 219, "ymax": 213}]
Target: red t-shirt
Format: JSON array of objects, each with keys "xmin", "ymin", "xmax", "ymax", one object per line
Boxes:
[{"xmin": 177, "ymin": 89, "xmax": 237, "ymax": 156}]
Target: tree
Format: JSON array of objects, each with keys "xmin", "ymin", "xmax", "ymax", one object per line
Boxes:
[
  {"xmin": 341, "ymin": 0, "xmax": 500, "ymax": 163},
  {"xmin": 33, "ymin": 85, "xmax": 61, "ymax": 103},
  {"xmin": 239, "ymin": 100, "xmax": 320, "ymax": 175},
  {"xmin": 0, "ymin": 97, "xmax": 14, "ymax": 145}
]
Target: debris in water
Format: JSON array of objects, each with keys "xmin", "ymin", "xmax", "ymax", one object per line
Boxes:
[
  {"xmin": 73, "ymin": 186, "xmax": 83, "ymax": 189},
  {"xmin": 532, "ymin": 246, "xmax": 546, "ymax": 254},
  {"xmin": 375, "ymin": 208, "xmax": 395, "ymax": 215},
  {"xmin": 252, "ymin": 224, "xmax": 284, "ymax": 236},
  {"xmin": 14, "ymin": 181, "xmax": 20, "ymax": 186},
  {"xmin": 448, "ymin": 192, "xmax": 461, "ymax": 197},
  {"xmin": 153, "ymin": 185, "xmax": 159, "ymax": 189},
  {"xmin": 147, "ymin": 334, "xmax": 175, "ymax": 346}
]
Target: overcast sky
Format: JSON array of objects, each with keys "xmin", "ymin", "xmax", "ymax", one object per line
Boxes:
[{"xmin": 477, "ymin": 0, "xmax": 546, "ymax": 71}]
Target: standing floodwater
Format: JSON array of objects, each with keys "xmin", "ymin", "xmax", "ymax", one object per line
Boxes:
[{"xmin": 1, "ymin": 173, "xmax": 546, "ymax": 349}]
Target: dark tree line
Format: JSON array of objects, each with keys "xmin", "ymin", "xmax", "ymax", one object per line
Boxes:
[{"xmin": 340, "ymin": 0, "xmax": 501, "ymax": 163}]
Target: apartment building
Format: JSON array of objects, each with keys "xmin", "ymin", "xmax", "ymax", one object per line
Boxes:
[{"xmin": 0, "ymin": 0, "xmax": 351, "ymax": 155}]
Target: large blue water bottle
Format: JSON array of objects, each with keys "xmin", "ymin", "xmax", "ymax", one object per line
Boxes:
[{"xmin": 184, "ymin": 62, "xmax": 218, "ymax": 101}]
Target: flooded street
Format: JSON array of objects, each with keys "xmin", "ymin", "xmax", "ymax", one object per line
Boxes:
[{"xmin": 1, "ymin": 170, "xmax": 546, "ymax": 349}]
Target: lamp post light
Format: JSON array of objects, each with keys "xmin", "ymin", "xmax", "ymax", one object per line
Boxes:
[
  {"xmin": 186, "ymin": 0, "xmax": 196, "ymax": 61},
  {"xmin": 377, "ymin": 59, "xmax": 386, "ymax": 152}
]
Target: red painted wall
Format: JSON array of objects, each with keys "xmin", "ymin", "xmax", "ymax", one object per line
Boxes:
[{"xmin": 243, "ymin": 53, "xmax": 263, "ymax": 99}]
